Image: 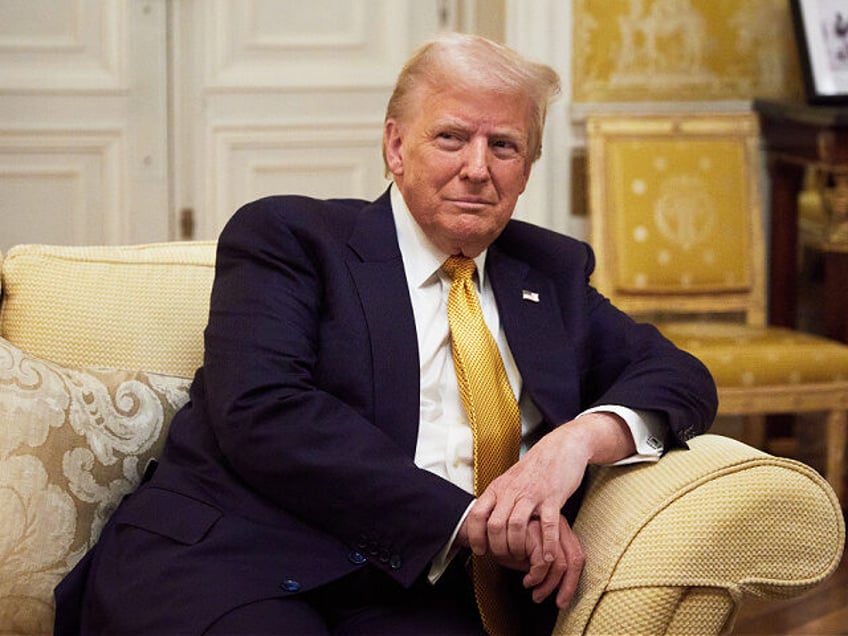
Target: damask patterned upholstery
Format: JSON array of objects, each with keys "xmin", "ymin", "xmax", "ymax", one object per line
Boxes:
[
  {"xmin": 0, "ymin": 243, "xmax": 213, "ymax": 634},
  {"xmin": 0, "ymin": 338, "xmax": 190, "ymax": 634},
  {"xmin": 587, "ymin": 112, "xmax": 848, "ymax": 504}
]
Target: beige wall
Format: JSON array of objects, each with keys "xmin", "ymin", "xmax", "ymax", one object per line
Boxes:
[{"xmin": 466, "ymin": 0, "xmax": 506, "ymax": 43}]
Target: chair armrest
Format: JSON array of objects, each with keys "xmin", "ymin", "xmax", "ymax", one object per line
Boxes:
[{"xmin": 554, "ymin": 434, "xmax": 845, "ymax": 635}]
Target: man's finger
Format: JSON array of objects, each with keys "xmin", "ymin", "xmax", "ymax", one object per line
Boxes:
[
  {"xmin": 466, "ymin": 493, "xmax": 496, "ymax": 555},
  {"xmin": 539, "ymin": 503, "xmax": 561, "ymax": 563},
  {"xmin": 485, "ymin": 495, "xmax": 513, "ymax": 558},
  {"xmin": 505, "ymin": 499, "xmax": 536, "ymax": 559},
  {"xmin": 555, "ymin": 523, "xmax": 585, "ymax": 608},
  {"xmin": 530, "ymin": 552, "xmax": 567, "ymax": 603},
  {"xmin": 523, "ymin": 556, "xmax": 551, "ymax": 589}
]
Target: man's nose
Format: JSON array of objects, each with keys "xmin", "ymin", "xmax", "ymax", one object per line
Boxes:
[{"xmin": 460, "ymin": 138, "xmax": 490, "ymax": 182}]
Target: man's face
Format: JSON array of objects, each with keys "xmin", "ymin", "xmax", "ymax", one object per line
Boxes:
[{"xmin": 384, "ymin": 84, "xmax": 533, "ymax": 258}]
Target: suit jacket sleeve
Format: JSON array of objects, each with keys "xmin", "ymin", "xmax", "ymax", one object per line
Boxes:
[
  {"xmin": 199, "ymin": 197, "xmax": 473, "ymax": 588},
  {"xmin": 578, "ymin": 245, "xmax": 717, "ymax": 449},
  {"xmin": 492, "ymin": 221, "xmax": 717, "ymax": 451}
]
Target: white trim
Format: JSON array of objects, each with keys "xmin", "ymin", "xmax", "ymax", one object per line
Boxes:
[{"xmin": 505, "ymin": 0, "xmax": 572, "ymax": 234}]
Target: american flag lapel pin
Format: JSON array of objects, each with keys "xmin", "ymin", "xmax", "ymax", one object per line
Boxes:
[{"xmin": 522, "ymin": 289, "xmax": 540, "ymax": 303}]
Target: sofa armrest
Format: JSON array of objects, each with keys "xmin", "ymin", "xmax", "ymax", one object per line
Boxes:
[{"xmin": 555, "ymin": 434, "xmax": 846, "ymax": 635}]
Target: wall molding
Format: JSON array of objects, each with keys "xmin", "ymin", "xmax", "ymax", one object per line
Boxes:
[
  {"xmin": 205, "ymin": 0, "xmax": 408, "ymax": 89},
  {"xmin": 0, "ymin": 128, "xmax": 128, "ymax": 243},
  {"xmin": 204, "ymin": 120, "xmax": 387, "ymax": 235},
  {"xmin": 0, "ymin": 0, "xmax": 127, "ymax": 93}
]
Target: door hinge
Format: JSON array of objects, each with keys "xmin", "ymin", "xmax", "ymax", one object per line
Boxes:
[{"xmin": 179, "ymin": 207, "xmax": 195, "ymax": 240}]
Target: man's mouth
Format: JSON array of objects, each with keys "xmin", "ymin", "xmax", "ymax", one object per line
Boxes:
[{"xmin": 448, "ymin": 197, "xmax": 493, "ymax": 210}]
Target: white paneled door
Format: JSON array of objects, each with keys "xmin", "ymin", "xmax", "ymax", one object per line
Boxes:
[
  {"xmin": 0, "ymin": 0, "xmax": 447, "ymax": 250},
  {"xmin": 0, "ymin": 0, "xmax": 169, "ymax": 250},
  {"xmin": 174, "ymin": 0, "xmax": 444, "ymax": 240}
]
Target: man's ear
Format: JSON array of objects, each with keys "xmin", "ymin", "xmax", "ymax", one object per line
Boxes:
[{"xmin": 384, "ymin": 119, "xmax": 404, "ymax": 176}]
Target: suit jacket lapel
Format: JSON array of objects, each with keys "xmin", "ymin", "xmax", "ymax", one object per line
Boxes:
[
  {"xmin": 487, "ymin": 245, "xmax": 580, "ymax": 427},
  {"xmin": 344, "ymin": 195, "xmax": 581, "ymax": 448},
  {"xmin": 346, "ymin": 193, "xmax": 420, "ymax": 455}
]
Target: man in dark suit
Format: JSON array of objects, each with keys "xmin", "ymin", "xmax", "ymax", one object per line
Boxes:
[{"xmin": 55, "ymin": 33, "xmax": 716, "ymax": 635}]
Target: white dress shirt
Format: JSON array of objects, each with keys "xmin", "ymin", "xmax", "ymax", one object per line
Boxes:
[{"xmin": 389, "ymin": 187, "xmax": 664, "ymax": 577}]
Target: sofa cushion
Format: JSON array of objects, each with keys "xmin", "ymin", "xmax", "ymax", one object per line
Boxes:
[
  {"xmin": 0, "ymin": 242, "xmax": 216, "ymax": 378},
  {"xmin": 0, "ymin": 337, "xmax": 190, "ymax": 635}
]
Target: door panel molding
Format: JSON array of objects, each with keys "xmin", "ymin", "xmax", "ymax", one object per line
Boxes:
[
  {"xmin": 0, "ymin": 0, "xmax": 127, "ymax": 93},
  {"xmin": 205, "ymin": 0, "xmax": 410, "ymax": 89},
  {"xmin": 0, "ymin": 128, "xmax": 127, "ymax": 245},
  {"xmin": 207, "ymin": 120, "xmax": 388, "ymax": 231}
]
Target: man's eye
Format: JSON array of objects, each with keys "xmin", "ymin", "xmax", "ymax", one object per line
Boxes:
[
  {"xmin": 492, "ymin": 140, "xmax": 521, "ymax": 157},
  {"xmin": 436, "ymin": 133, "xmax": 463, "ymax": 148}
]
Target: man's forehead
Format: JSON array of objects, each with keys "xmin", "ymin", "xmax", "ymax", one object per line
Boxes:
[{"xmin": 411, "ymin": 87, "xmax": 530, "ymax": 129}]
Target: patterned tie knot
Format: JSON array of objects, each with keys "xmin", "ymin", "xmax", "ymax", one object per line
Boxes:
[{"xmin": 442, "ymin": 255, "xmax": 476, "ymax": 282}]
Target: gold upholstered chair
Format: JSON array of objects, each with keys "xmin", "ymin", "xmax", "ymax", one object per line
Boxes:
[{"xmin": 586, "ymin": 112, "xmax": 848, "ymax": 504}]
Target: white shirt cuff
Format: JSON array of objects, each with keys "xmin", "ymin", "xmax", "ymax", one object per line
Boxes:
[
  {"xmin": 580, "ymin": 405, "xmax": 664, "ymax": 465},
  {"xmin": 427, "ymin": 501, "xmax": 474, "ymax": 584}
]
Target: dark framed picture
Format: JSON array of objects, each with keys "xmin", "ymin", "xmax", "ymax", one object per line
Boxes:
[{"xmin": 791, "ymin": 0, "xmax": 848, "ymax": 104}]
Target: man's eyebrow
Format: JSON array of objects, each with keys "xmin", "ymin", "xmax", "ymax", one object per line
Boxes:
[
  {"xmin": 432, "ymin": 118, "xmax": 525, "ymax": 138},
  {"xmin": 491, "ymin": 128, "xmax": 526, "ymax": 139},
  {"xmin": 427, "ymin": 118, "xmax": 528, "ymax": 149}
]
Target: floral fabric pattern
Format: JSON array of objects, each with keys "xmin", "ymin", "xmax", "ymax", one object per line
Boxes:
[{"xmin": 0, "ymin": 337, "xmax": 190, "ymax": 634}]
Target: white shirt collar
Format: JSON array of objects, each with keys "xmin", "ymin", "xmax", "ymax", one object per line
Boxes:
[{"xmin": 390, "ymin": 185, "xmax": 488, "ymax": 289}]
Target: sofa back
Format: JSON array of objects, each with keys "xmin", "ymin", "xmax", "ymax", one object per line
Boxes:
[{"xmin": 0, "ymin": 242, "xmax": 217, "ymax": 378}]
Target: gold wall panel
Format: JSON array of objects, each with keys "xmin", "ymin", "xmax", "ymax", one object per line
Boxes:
[{"xmin": 573, "ymin": 0, "xmax": 803, "ymax": 102}]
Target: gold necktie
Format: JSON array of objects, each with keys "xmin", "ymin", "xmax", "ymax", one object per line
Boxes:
[{"xmin": 443, "ymin": 255, "xmax": 522, "ymax": 636}]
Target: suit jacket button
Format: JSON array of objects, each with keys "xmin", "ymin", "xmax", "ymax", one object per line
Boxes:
[
  {"xmin": 389, "ymin": 554, "xmax": 402, "ymax": 570},
  {"xmin": 348, "ymin": 551, "xmax": 367, "ymax": 565},
  {"xmin": 280, "ymin": 579, "xmax": 301, "ymax": 592}
]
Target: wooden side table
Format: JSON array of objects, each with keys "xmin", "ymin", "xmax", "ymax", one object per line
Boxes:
[{"xmin": 754, "ymin": 99, "xmax": 848, "ymax": 343}]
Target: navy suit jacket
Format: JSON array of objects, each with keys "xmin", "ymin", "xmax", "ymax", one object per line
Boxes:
[{"xmin": 57, "ymin": 190, "xmax": 716, "ymax": 633}]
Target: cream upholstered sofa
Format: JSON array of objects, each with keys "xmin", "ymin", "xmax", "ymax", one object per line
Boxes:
[{"xmin": 0, "ymin": 242, "xmax": 844, "ymax": 636}]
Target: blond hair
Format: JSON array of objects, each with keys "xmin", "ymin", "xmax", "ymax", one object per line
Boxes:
[{"xmin": 384, "ymin": 33, "xmax": 561, "ymax": 167}]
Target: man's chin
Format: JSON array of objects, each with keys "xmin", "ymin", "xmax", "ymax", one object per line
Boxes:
[{"xmin": 445, "ymin": 226, "xmax": 504, "ymax": 258}]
